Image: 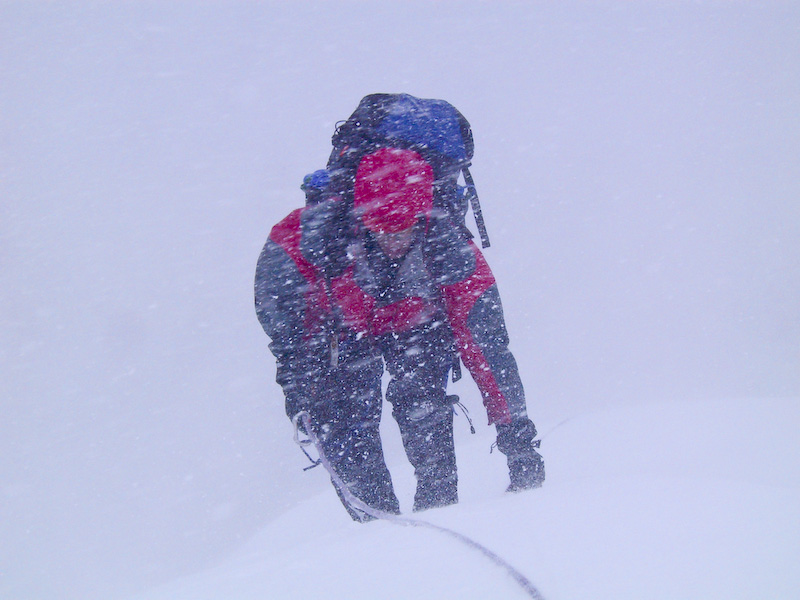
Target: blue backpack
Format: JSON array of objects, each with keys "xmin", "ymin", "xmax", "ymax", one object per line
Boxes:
[{"xmin": 326, "ymin": 93, "xmax": 491, "ymax": 248}]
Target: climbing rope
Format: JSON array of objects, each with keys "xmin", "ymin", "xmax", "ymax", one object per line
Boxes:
[{"xmin": 292, "ymin": 411, "xmax": 546, "ymax": 600}]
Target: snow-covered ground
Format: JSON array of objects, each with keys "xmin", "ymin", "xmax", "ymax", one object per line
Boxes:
[
  {"xmin": 3, "ymin": 3, "xmax": 799, "ymax": 600},
  {"xmin": 132, "ymin": 398, "xmax": 800, "ymax": 600}
]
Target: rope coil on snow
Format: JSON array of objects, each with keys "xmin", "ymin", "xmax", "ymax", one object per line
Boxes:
[{"xmin": 292, "ymin": 411, "xmax": 545, "ymax": 600}]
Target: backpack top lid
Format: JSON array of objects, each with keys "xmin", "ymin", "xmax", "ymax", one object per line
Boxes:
[
  {"xmin": 330, "ymin": 94, "xmax": 474, "ymax": 181},
  {"xmin": 354, "ymin": 148, "xmax": 433, "ymax": 233},
  {"xmin": 376, "ymin": 94, "xmax": 471, "ymax": 165}
]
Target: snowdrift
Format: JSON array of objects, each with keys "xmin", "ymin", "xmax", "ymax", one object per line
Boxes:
[{"xmin": 132, "ymin": 398, "xmax": 800, "ymax": 600}]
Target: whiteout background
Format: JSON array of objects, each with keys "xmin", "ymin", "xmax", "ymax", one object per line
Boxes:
[{"xmin": 2, "ymin": 2, "xmax": 798, "ymax": 599}]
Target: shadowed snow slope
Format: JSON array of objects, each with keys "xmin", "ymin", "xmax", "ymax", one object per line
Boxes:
[{"xmin": 132, "ymin": 398, "xmax": 800, "ymax": 600}]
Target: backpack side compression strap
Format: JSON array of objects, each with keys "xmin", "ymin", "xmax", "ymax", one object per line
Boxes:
[{"xmin": 463, "ymin": 167, "xmax": 490, "ymax": 249}]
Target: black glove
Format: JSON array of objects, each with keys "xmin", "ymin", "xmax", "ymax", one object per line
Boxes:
[
  {"xmin": 496, "ymin": 418, "xmax": 545, "ymax": 492},
  {"xmin": 280, "ymin": 354, "xmax": 325, "ymax": 427},
  {"xmin": 285, "ymin": 393, "xmax": 308, "ymax": 424},
  {"xmin": 496, "ymin": 418, "xmax": 536, "ymax": 454}
]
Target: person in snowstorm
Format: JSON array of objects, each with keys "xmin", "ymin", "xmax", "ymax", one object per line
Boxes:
[
  {"xmin": 299, "ymin": 147, "xmax": 545, "ymax": 513},
  {"xmin": 254, "ymin": 170, "xmax": 400, "ymax": 521}
]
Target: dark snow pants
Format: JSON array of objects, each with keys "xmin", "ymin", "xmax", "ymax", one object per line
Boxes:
[
  {"xmin": 378, "ymin": 319, "xmax": 458, "ymax": 512},
  {"xmin": 308, "ymin": 336, "xmax": 400, "ymax": 520}
]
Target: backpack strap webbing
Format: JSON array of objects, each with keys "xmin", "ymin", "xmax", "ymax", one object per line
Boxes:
[{"xmin": 462, "ymin": 167, "xmax": 490, "ymax": 249}]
